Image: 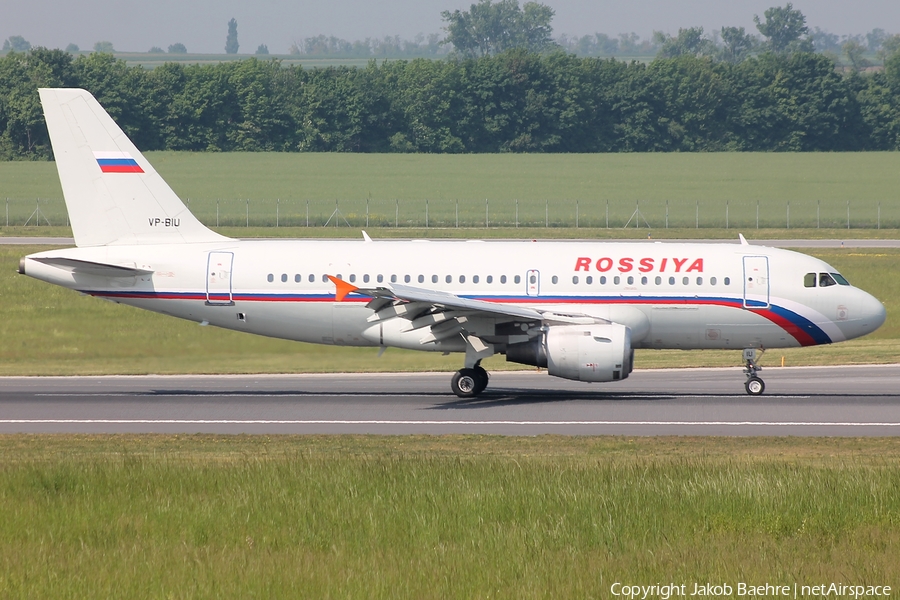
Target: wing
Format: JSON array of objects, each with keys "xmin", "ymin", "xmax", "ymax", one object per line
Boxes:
[{"xmin": 328, "ymin": 276, "xmax": 606, "ymax": 348}]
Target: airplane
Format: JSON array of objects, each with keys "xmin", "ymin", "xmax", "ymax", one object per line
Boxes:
[{"xmin": 19, "ymin": 88, "xmax": 887, "ymax": 397}]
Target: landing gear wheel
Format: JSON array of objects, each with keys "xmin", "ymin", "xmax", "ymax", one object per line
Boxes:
[
  {"xmin": 745, "ymin": 376, "xmax": 765, "ymax": 396},
  {"xmin": 473, "ymin": 366, "xmax": 489, "ymax": 395},
  {"xmin": 451, "ymin": 368, "xmax": 480, "ymax": 398}
]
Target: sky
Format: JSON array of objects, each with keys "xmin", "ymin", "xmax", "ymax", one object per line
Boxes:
[{"xmin": 2, "ymin": 0, "xmax": 899, "ymax": 54}]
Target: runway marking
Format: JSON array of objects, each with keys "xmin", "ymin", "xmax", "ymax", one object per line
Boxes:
[
  {"xmin": 1, "ymin": 419, "xmax": 898, "ymax": 427},
  {"xmin": 33, "ymin": 393, "xmax": 813, "ymax": 399}
]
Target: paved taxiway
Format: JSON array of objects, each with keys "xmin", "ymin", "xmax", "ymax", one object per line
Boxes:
[{"xmin": 2, "ymin": 365, "xmax": 900, "ymax": 435}]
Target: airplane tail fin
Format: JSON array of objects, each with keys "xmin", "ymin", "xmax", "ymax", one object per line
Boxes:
[{"xmin": 39, "ymin": 88, "xmax": 228, "ymax": 247}]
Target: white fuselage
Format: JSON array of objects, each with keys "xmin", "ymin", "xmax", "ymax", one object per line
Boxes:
[{"xmin": 22, "ymin": 239, "xmax": 886, "ymax": 355}]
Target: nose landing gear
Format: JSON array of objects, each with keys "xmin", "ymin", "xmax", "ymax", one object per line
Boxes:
[{"xmin": 743, "ymin": 348, "xmax": 765, "ymax": 395}]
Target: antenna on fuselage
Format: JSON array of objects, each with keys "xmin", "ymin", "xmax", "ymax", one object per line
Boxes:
[{"xmin": 739, "ymin": 233, "xmax": 749, "ymax": 245}]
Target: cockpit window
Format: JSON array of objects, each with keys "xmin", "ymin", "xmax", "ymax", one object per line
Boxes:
[
  {"xmin": 804, "ymin": 273, "xmax": 816, "ymax": 288},
  {"xmin": 831, "ymin": 272, "xmax": 850, "ymax": 286},
  {"xmin": 819, "ymin": 273, "xmax": 837, "ymax": 287}
]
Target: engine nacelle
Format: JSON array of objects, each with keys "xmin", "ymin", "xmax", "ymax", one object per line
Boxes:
[{"xmin": 506, "ymin": 323, "xmax": 633, "ymax": 383}]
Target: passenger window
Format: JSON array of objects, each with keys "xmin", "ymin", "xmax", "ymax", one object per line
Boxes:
[
  {"xmin": 349, "ymin": 274, "xmax": 356, "ymax": 283},
  {"xmin": 586, "ymin": 276, "xmax": 593, "ymax": 284},
  {"xmin": 309, "ymin": 274, "xmax": 315, "ymax": 283},
  {"xmin": 724, "ymin": 277, "xmax": 731, "ymax": 285},
  {"xmin": 473, "ymin": 275, "xmax": 479, "ymax": 284},
  {"xmin": 572, "ymin": 276, "xmax": 579, "ymax": 284},
  {"xmin": 530, "ymin": 274, "xmax": 537, "ymax": 284},
  {"xmin": 682, "ymin": 277, "xmax": 689, "ymax": 285},
  {"xmin": 514, "ymin": 275, "xmax": 521, "ymax": 284},
  {"xmin": 655, "ymin": 276, "xmax": 661, "ymax": 285},
  {"xmin": 614, "ymin": 276, "xmax": 620, "ymax": 285},
  {"xmin": 487, "ymin": 275, "xmax": 493, "ymax": 284},
  {"xmin": 377, "ymin": 274, "xmax": 384, "ymax": 283},
  {"xmin": 832, "ymin": 273, "xmax": 850, "ymax": 286},
  {"xmin": 500, "ymin": 275, "xmax": 507, "ymax": 284},
  {"xmin": 267, "ymin": 274, "xmax": 274, "ymax": 283},
  {"xmin": 418, "ymin": 275, "xmax": 424, "ymax": 283},
  {"xmin": 710, "ymin": 277, "xmax": 717, "ymax": 285},
  {"xmin": 459, "ymin": 275, "xmax": 466, "ymax": 283},
  {"xmin": 391, "ymin": 275, "xmax": 397, "ymax": 283},
  {"xmin": 669, "ymin": 276, "xmax": 675, "ymax": 285},
  {"xmin": 819, "ymin": 273, "xmax": 836, "ymax": 287},
  {"xmin": 446, "ymin": 275, "xmax": 452, "ymax": 283},
  {"xmin": 552, "ymin": 275, "xmax": 559, "ymax": 284},
  {"xmin": 404, "ymin": 275, "xmax": 411, "ymax": 283},
  {"xmin": 696, "ymin": 277, "xmax": 703, "ymax": 285},
  {"xmin": 294, "ymin": 274, "xmax": 301, "ymax": 283},
  {"xmin": 627, "ymin": 276, "xmax": 634, "ymax": 285},
  {"xmin": 641, "ymin": 276, "xmax": 648, "ymax": 285},
  {"xmin": 321, "ymin": 274, "xmax": 328, "ymax": 283},
  {"xmin": 599, "ymin": 276, "xmax": 607, "ymax": 284},
  {"xmin": 432, "ymin": 275, "xmax": 438, "ymax": 283},
  {"xmin": 281, "ymin": 274, "xmax": 287, "ymax": 283},
  {"xmin": 363, "ymin": 274, "xmax": 370, "ymax": 283},
  {"xmin": 804, "ymin": 273, "xmax": 816, "ymax": 287}
]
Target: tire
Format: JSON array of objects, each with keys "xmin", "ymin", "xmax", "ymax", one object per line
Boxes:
[
  {"xmin": 473, "ymin": 366, "xmax": 489, "ymax": 394},
  {"xmin": 451, "ymin": 369, "xmax": 480, "ymax": 398},
  {"xmin": 745, "ymin": 377, "xmax": 765, "ymax": 396}
]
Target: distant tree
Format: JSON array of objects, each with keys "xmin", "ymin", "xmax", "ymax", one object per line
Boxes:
[
  {"xmin": 441, "ymin": 0, "xmax": 556, "ymax": 58},
  {"xmin": 288, "ymin": 42, "xmax": 301, "ymax": 55},
  {"xmin": 809, "ymin": 27, "xmax": 840, "ymax": 53},
  {"xmin": 866, "ymin": 28, "xmax": 887, "ymax": 53},
  {"xmin": 148, "ymin": 46, "xmax": 164, "ymax": 53},
  {"xmin": 93, "ymin": 41, "xmax": 115, "ymax": 53},
  {"xmin": 65, "ymin": 43, "xmax": 79, "ymax": 52},
  {"xmin": 256, "ymin": 44, "xmax": 269, "ymax": 55},
  {"xmin": 877, "ymin": 34, "xmax": 900, "ymax": 62},
  {"xmin": 3, "ymin": 35, "xmax": 32, "ymax": 52},
  {"xmin": 168, "ymin": 43, "xmax": 187, "ymax": 54},
  {"xmin": 225, "ymin": 18, "xmax": 239, "ymax": 54},
  {"xmin": 655, "ymin": 27, "xmax": 715, "ymax": 59},
  {"xmin": 754, "ymin": 4, "xmax": 811, "ymax": 54},
  {"xmin": 843, "ymin": 39, "xmax": 871, "ymax": 70},
  {"xmin": 720, "ymin": 26, "xmax": 756, "ymax": 63}
]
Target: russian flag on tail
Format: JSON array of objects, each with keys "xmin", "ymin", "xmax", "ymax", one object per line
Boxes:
[{"xmin": 94, "ymin": 151, "xmax": 144, "ymax": 173}]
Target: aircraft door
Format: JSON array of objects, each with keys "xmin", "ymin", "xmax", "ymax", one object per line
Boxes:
[
  {"xmin": 742, "ymin": 256, "xmax": 769, "ymax": 309},
  {"xmin": 206, "ymin": 251, "xmax": 234, "ymax": 305},
  {"xmin": 526, "ymin": 270, "xmax": 540, "ymax": 296}
]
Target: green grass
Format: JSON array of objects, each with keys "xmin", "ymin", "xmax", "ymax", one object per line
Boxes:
[
  {"xmin": 3, "ymin": 245, "xmax": 898, "ymax": 375},
  {"xmin": 3, "ymin": 152, "xmax": 900, "ymax": 228},
  {"xmin": 0, "ymin": 435, "xmax": 898, "ymax": 598}
]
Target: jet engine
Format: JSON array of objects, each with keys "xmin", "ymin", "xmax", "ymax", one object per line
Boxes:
[{"xmin": 506, "ymin": 323, "xmax": 633, "ymax": 382}]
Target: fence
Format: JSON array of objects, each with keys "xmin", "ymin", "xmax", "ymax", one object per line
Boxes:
[{"xmin": 4, "ymin": 197, "xmax": 899, "ymax": 229}]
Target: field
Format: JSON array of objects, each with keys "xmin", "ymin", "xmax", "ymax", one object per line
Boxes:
[
  {"xmin": 2, "ymin": 244, "xmax": 899, "ymax": 375},
  {"xmin": 0, "ymin": 435, "xmax": 898, "ymax": 598},
  {"xmin": 2, "ymin": 152, "xmax": 900, "ymax": 229}
]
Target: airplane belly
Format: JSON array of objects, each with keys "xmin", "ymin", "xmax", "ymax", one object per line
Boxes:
[{"xmin": 645, "ymin": 304, "xmax": 804, "ymax": 349}]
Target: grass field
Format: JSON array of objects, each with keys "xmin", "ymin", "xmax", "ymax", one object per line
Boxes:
[
  {"xmin": 3, "ymin": 152, "xmax": 900, "ymax": 229},
  {"xmin": 3, "ymin": 245, "xmax": 898, "ymax": 376},
  {"xmin": 0, "ymin": 435, "xmax": 897, "ymax": 598}
]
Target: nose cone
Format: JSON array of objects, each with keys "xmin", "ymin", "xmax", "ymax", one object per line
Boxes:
[{"xmin": 849, "ymin": 289, "xmax": 886, "ymax": 339}]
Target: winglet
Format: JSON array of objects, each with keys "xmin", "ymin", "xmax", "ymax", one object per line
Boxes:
[
  {"xmin": 362, "ymin": 230, "xmax": 373, "ymax": 243},
  {"xmin": 739, "ymin": 233, "xmax": 749, "ymax": 246},
  {"xmin": 328, "ymin": 275, "xmax": 359, "ymax": 302}
]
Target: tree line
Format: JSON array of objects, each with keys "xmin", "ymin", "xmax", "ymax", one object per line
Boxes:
[{"xmin": 1, "ymin": 46, "xmax": 900, "ymax": 159}]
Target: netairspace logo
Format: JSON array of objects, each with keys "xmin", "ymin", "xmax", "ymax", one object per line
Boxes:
[{"xmin": 609, "ymin": 582, "xmax": 892, "ymax": 599}]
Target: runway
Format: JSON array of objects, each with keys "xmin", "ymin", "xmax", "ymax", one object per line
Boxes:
[{"xmin": 2, "ymin": 365, "xmax": 900, "ymax": 435}]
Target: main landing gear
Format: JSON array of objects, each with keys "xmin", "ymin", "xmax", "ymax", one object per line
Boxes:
[
  {"xmin": 451, "ymin": 363, "xmax": 489, "ymax": 398},
  {"xmin": 743, "ymin": 348, "xmax": 765, "ymax": 395}
]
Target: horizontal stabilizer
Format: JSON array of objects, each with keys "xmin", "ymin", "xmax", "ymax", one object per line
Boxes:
[{"xmin": 30, "ymin": 257, "xmax": 154, "ymax": 277}]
